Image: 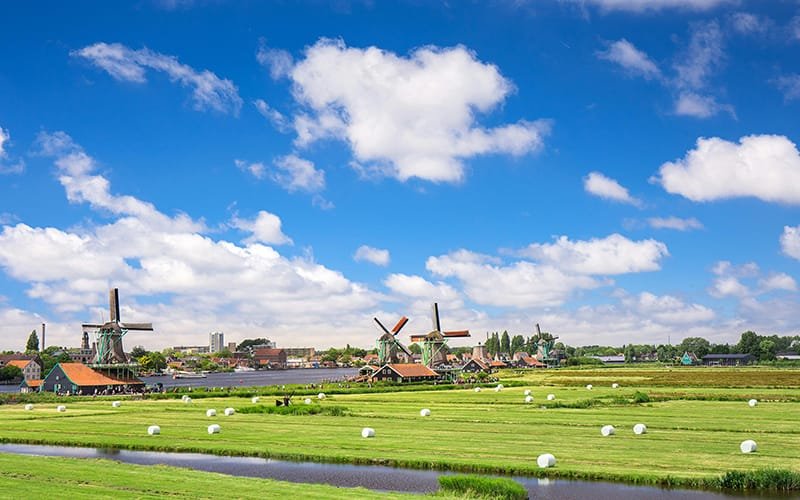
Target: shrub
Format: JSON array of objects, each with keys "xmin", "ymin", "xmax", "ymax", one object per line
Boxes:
[
  {"xmin": 710, "ymin": 468, "xmax": 800, "ymax": 491},
  {"xmin": 438, "ymin": 475, "xmax": 527, "ymax": 499},
  {"xmin": 632, "ymin": 391, "xmax": 651, "ymax": 403},
  {"xmin": 237, "ymin": 404, "xmax": 349, "ymax": 417}
]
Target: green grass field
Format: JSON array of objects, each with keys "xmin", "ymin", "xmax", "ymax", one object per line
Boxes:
[{"xmin": 1, "ymin": 366, "xmax": 799, "ymax": 492}]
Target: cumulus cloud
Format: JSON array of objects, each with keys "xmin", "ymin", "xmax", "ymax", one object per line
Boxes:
[
  {"xmin": 653, "ymin": 135, "xmax": 800, "ymax": 204},
  {"xmin": 674, "ymin": 92, "xmax": 732, "ymax": 119},
  {"xmin": 781, "ymin": 225, "xmax": 800, "ymax": 260},
  {"xmin": 623, "ymin": 291, "xmax": 714, "ymax": 324},
  {"xmin": 759, "ymin": 273, "xmax": 798, "ymax": 293},
  {"xmin": 709, "ymin": 260, "xmax": 797, "ymax": 299},
  {"xmin": 0, "ymin": 126, "xmax": 24, "ymax": 175},
  {"xmin": 0, "ymin": 132, "xmax": 379, "ymax": 349},
  {"xmin": 73, "ymin": 42, "xmax": 242, "ymax": 115},
  {"xmin": 566, "ymin": 0, "xmax": 732, "ymax": 13},
  {"xmin": 583, "ymin": 171, "xmax": 642, "ymax": 207},
  {"xmin": 647, "ymin": 216, "xmax": 703, "ymax": 231},
  {"xmin": 286, "ymin": 38, "xmax": 549, "ymax": 183},
  {"xmin": 257, "ymin": 41, "xmax": 294, "ymax": 80},
  {"xmin": 230, "ymin": 211, "xmax": 292, "ymax": 245},
  {"xmin": 353, "ymin": 245, "xmax": 390, "ymax": 266},
  {"xmin": 234, "ymin": 159, "xmax": 266, "ymax": 180},
  {"xmin": 519, "ymin": 234, "xmax": 669, "ymax": 275},
  {"xmin": 596, "ymin": 39, "xmax": 661, "ymax": 80},
  {"xmin": 253, "ymin": 99, "xmax": 288, "ymax": 130},
  {"xmin": 272, "ymin": 154, "xmax": 325, "ymax": 193}
]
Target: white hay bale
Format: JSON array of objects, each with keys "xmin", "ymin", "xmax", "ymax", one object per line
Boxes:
[
  {"xmin": 304, "ymin": 398, "xmax": 312, "ymax": 405},
  {"xmin": 525, "ymin": 395, "xmax": 534, "ymax": 404},
  {"xmin": 474, "ymin": 387, "xmax": 481, "ymax": 393},
  {"xmin": 181, "ymin": 394, "xmax": 189, "ymax": 401},
  {"xmin": 740, "ymin": 439, "xmax": 757, "ymax": 453},
  {"xmin": 420, "ymin": 408, "xmax": 431, "ymax": 417},
  {"xmin": 361, "ymin": 427, "xmax": 375, "ymax": 438},
  {"xmin": 183, "ymin": 397, "xmax": 192, "ymax": 404},
  {"xmin": 206, "ymin": 409, "xmax": 217, "ymax": 417},
  {"xmin": 317, "ymin": 392, "xmax": 326, "ymax": 400},
  {"xmin": 56, "ymin": 405, "xmax": 66, "ymax": 412},
  {"xmin": 601, "ymin": 425, "xmax": 615, "ymax": 436},
  {"xmin": 112, "ymin": 401, "xmax": 121, "ymax": 408},
  {"xmin": 147, "ymin": 425, "xmax": 160, "ymax": 435},
  {"xmin": 495, "ymin": 384, "xmax": 504, "ymax": 391},
  {"xmin": 523, "ymin": 389, "xmax": 531, "ymax": 396},
  {"xmin": 586, "ymin": 384, "xmax": 593, "ymax": 390},
  {"xmin": 537, "ymin": 453, "xmax": 556, "ymax": 468},
  {"xmin": 546, "ymin": 394, "xmax": 556, "ymax": 401},
  {"xmin": 251, "ymin": 397, "xmax": 260, "ymax": 404},
  {"xmin": 207, "ymin": 424, "xmax": 221, "ymax": 434},
  {"xmin": 24, "ymin": 404, "xmax": 34, "ymax": 411},
  {"xmin": 612, "ymin": 383, "xmax": 619, "ymax": 389},
  {"xmin": 224, "ymin": 407, "xmax": 235, "ymax": 416},
  {"xmin": 633, "ymin": 423, "xmax": 647, "ymax": 435},
  {"xmin": 748, "ymin": 399, "xmax": 758, "ymax": 407}
]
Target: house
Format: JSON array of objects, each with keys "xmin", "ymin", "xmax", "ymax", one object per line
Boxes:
[
  {"xmin": 446, "ymin": 354, "xmax": 460, "ymax": 364},
  {"xmin": 19, "ymin": 378, "xmax": 42, "ymax": 393},
  {"xmin": 461, "ymin": 358, "xmax": 490, "ymax": 373},
  {"xmin": 40, "ymin": 362, "xmax": 144, "ymax": 395},
  {"xmin": 371, "ymin": 363, "xmax": 439, "ymax": 383},
  {"xmin": 680, "ymin": 351, "xmax": 699, "ymax": 365},
  {"xmin": 6, "ymin": 359, "xmax": 41, "ymax": 381},
  {"xmin": 253, "ymin": 348, "xmax": 287, "ymax": 369},
  {"xmin": 512, "ymin": 351, "xmax": 531, "ymax": 362},
  {"xmin": 701, "ymin": 353, "xmax": 755, "ymax": 366},
  {"xmin": 518, "ymin": 356, "xmax": 545, "ymax": 368},
  {"xmin": 776, "ymin": 352, "xmax": 800, "ymax": 361},
  {"xmin": 363, "ymin": 353, "xmax": 379, "ymax": 365},
  {"xmin": 489, "ymin": 360, "xmax": 507, "ymax": 369}
]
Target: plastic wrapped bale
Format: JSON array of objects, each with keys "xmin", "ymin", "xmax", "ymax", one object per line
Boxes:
[
  {"xmin": 601, "ymin": 425, "xmax": 616, "ymax": 436},
  {"xmin": 317, "ymin": 393, "xmax": 326, "ymax": 400},
  {"xmin": 546, "ymin": 394, "xmax": 556, "ymax": 401},
  {"xmin": 361, "ymin": 427, "xmax": 375, "ymax": 438},
  {"xmin": 525, "ymin": 395, "xmax": 534, "ymax": 404},
  {"xmin": 208, "ymin": 424, "xmax": 221, "ymax": 435},
  {"xmin": 740, "ymin": 440, "xmax": 757, "ymax": 453},
  {"xmin": 474, "ymin": 387, "xmax": 482, "ymax": 393},
  {"xmin": 304, "ymin": 398, "xmax": 312, "ymax": 405},
  {"xmin": 748, "ymin": 399, "xmax": 758, "ymax": 407},
  {"xmin": 420, "ymin": 408, "xmax": 431, "ymax": 417},
  {"xmin": 181, "ymin": 395, "xmax": 189, "ymax": 402},
  {"xmin": 251, "ymin": 397, "xmax": 260, "ymax": 404},
  {"xmin": 537, "ymin": 453, "xmax": 556, "ymax": 468},
  {"xmin": 112, "ymin": 401, "xmax": 121, "ymax": 408},
  {"xmin": 633, "ymin": 423, "xmax": 647, "ymax": 435},
  {"xmin": 586, "ymin": 384, "xmax": 593, "ymax": 390},
  {"xmin": 24, "ymin": 404, "xmax": 34, "ymax": 411},
  {"xmin": 56, "ymin": 405, "xmax": 66, "ymax": 412},
  {"xmin": 206, "ymin": 409, "xmax": 217, "ymax": 417},
  {"xmin": 612, "ymin": 383, "xmax": 619, "ymax": 389},
  {"xmin": 495, "ymin": 384, "xmax": 504, "ymax": 391},
  {"xmin": 523, "ymin": 389, "xmax": 532, "ymax": 396},
  {"xmin": 224, "ymin": 408, "xmax": 235, "ymax": 416},
  {"xmin": 183, "ymin": 397, "xmax": 192, "ymax": 404},
  {"xmin": 147, "ymin": 425, "xmax": 160, "ymax": 435}
]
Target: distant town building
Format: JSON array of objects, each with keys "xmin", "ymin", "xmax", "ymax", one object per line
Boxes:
[
  {"xmin": 6, "ymin": 358, "xmax": 41, "ymax": 381},
  {"xmin": 776, "ymin": 352, "xmax": 800, "ymax": 361},
  {"xmin": 69, "ymin": 348, "xmax": 94, "ymax": 364},
  {"xmin": 590, "ymin": 355, "xmax": 626, "ymax": 364},
  {"xmin": 209, "ymin": 332, "xmax": 224, "ymax": 353},
  {"xmin": 701, "ymin": 353, "xmax": 755, "ymax": 366},
  {"xmin": 172, "ymin": 345, "xmax": 210, "ymax": 355},
  {"xmin": 680, "ymin": 352, "xmax": 699, "ymax": 365},
  {"xmin": 253, "ymin": 348, "xmax": 287, "ymax": 369},
  {"xmin": 283, "ymin": 347, "xmax": 316, "ymax": 359},
  {"xmin": 227, "ymin": 341, "xmax": 237, "ymax": 352},
  {"xmin": 461, "ymin": 358, "xmax": 490, "ymax": 373}
]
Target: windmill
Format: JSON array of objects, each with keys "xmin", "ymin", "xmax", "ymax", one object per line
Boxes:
[
  {"xmin": 82, "ymin": 288, "xmax": 153, "ymax": 365},
  {"xmin": 374, "ymin": 316, "xmax": 412, "ymax": 365},
  {"xmin": 410, "ymin": 303, "xmax": 470, "ymax": 368},
  {"xmin": 531, "ymin": 323, "xmax": 559, "ymax": 367}
]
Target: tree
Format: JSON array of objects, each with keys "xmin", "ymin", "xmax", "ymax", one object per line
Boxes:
[
  {"xmin": 26, "ymin": 330, "xmax": 40, "ymax": 352},
  {"xmin": 510, "ymin": 335, "xmax": 525, "ymax": 354},
  {"xmin": 735, "ymin": 331, "xmax": 760, "ymax": 357},
  {"xmin": 0, "ymin": 364, "xmax": 22, "ymax": 381},
  {"xmin": 624, "ymin": 344, "xmax": 636, "ymax": 363},
  {"xmin": 758, "ymin": 339, "xmax": 777, "ymax": 361},
  {"xmin": 138, "ymin": 352, "xmax": 166, "ymax": 372},
  {"xmin": 130, "ymin": 345, "xmax": 148, "ymax": 359},
  {"xmin": 217, "ymin": 348, "xmax": 233, "ymax": 358},
  {"xmin": 678, "ymin": 337, "xmax": 711, "ymax": 358},
  {"xmin": 408, "ymin": 343, "xmax": 422, "ymax": 354},
  {"xmin": 500, "ymin": 331, "xmax": 510, "ymax": 353},
  {"xmin": 237, "ymin": 338, "xmax": 271, "ymax": 352}
]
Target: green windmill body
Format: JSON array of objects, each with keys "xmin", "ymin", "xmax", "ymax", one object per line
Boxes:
[
  {"xmin": 374, "ymin": 316, "xmax": 412, "ymax": 365},
  {"xmin": 410, "ymin": 303, "xmax": 470, "ymax": 368}
]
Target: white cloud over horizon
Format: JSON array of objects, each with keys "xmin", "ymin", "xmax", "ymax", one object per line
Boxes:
[{"xmin": 230, "ymin": 210, "xmax": 293, "ymax": 246}]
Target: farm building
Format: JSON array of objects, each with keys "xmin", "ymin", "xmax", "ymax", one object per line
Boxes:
[
  {"xmin": 701, "ymin": 353, "xmax": 755, "ymax": 366},
  {"xmin": 5, "ymin": 358, "xmax": 41, "ymax": 381},
  {"xmin": 680, "ymin": 352, "xmax": 699, "ymax": 365},
  {"xmin": 461, "ymin": 358, "xmax": 490, "ymax": 373},
  {"xmin": 40, "ymin": 362, "xmax": 144, "ymax": 395},
  {"xmin": 590, "ymin": 355, "xmax": 625, "ymax": 364},
  {"xmin": 19, "ymin": 378, "xmax": 42, "ymax": 393},
  {"xmin": 517, "ymin": 356, "xmax": 546, "ymax": 368},
  {"xmin": 371, "ymin": 363, "xmax": 439, "ymax": 383}
]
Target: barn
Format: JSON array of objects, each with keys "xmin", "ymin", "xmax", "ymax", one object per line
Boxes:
[
  {"xmin": 371, "ymin": 363, "xmax": 439, "ymax": 383},
  {"xmin": 41, "ymin": 362, "xmax": 144, "ymax": 395}
]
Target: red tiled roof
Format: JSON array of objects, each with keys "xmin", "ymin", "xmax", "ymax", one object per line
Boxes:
[
  {"xmin": 466, "ymin": 358, "xmax": 489, "ymax": 370},
  {"xmin": 58, "ymin": 363, "xmax": 141, "ymax": 387},
  {"xmin": 379, "ymin": 363, "xmax": 438, "ymax": 378},
  {"xmin": 489, "ymin": 360, "xmax": 507, "ymax": 367},
  {"xmin": 23, "ymin": 379, "xmax": 42, "ymax": 387},
  {"xmin": 6, "ymin": 359, "xmax": 32, "ymax": 369},
  {"xmin": 521, "ymin": 356, "xmax": 545, "ymax": 367}
]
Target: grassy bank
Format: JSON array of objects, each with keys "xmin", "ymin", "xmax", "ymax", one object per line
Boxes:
[{"xmin": 1, "ymin": 367, "xmax": 799, "ymax": 491}]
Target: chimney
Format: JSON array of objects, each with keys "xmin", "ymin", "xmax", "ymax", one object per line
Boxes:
[{"xmin": 41, "ymin": 323, "xmax": 46, "ymax": 350}]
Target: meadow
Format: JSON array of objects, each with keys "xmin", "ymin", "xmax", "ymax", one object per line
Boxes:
[{"xmin": 1, "ymin": 366, "xmax": 799, "ymax": 493}]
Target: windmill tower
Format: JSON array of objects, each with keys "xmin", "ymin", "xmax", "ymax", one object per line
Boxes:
[
  {"xmin": 82, "ymin": 288, "xmax": 153, "ymax": 365},
  {"xmin": 531, "ymin": 323, "xmax": 559, "ymax": 367},
  {"xmin": 374, "ymin": 316, "xmax": 412, "ymax": 365},
  {"xmin": 410, "ymin": 303, "xmax": 470, "ymax": 368}
]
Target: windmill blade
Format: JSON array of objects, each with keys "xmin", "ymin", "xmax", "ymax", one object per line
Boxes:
[
  {"xmin": 443, "ymin": 330, "xmax": 470, "ymax": 338},
  {"xmin": 395, "ymin": 340, "xmax": 412, "ymax": 356},
  {"xmin": 109, "ymin": 288, "xmax": 121, "ymax": 323},
  {"xmin": 81, "ymin": 323, "xmax": 104, "ymax": 331},
  {"xmin": 119, "ymin": 322, "xmax": 154, "ymax": 331},
  {"xmin": 373, "ymin": 317, "xmax": 391, "ymax": 335},
  {"xmin": 391, "ymin": 316, "xmax": 409, "ymax": 335},
  {"xmin": 431, "ymin": 303, "xmax": 441, "ymax": 332}
]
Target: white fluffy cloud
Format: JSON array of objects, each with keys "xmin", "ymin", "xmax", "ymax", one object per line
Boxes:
[
  {"xmin": 674, "ymin": 92, "xmax": 731, "ymax": 119},
  {"xmin": 0, "ymin": 126, "xmax": 24, "ymax": 175},
  {"xmin": 257, "ymin": 42, "xmax": 294, "ymax": 80},
  {"xmin": 286, "ymin": 39, "xmax": 549, "ymax": 183},
  {"xmin": 654, "ymin": 135, "xmax": 800, "ymax": 204},
  {"xmin": 230, "ymin": 211, "xmax": 292, "ymax": 245},
  {"xmin": 0, "ymin": 132, "xmax": 378, "ymax": 349},
  {"xmin": 781, "ymin": 225, "xmax": 800, "ymax": 260},
  {"xmin": 709, "ymin": 261, "xmax": 797, "ymax": 298},
  {"xmin": 234, "ymin": 159, "xmax": 266, "ymax": 180},
  {"xmin": 596, "ymin": 39, "xmax": 661, "ymax": 80},
  {"xmin": 647, "ymin": 216, "xmax": 703, "ymax": 231},
  {"xmin": 760, "ymin": 273, "xmax": 797, "ymax": 293},
  {"xmin": 272, "ymin": 154, "xmax": 326, "ymax": 193},
  {"xmin": 569, "ymin": 0, "xmax": 732, "ymax": 12},
  {"xmin": 519, "ymin": 234, "xmax": 669, "ymax": 275},
  {"xmin": 624, "ymin": 291, "xmax": 715, "ymax": 324},
  {"xmin": 74, "ymin": 42, "xmax": 242, "ymax": 115},
  {"xmin": 583, "ymin": 171, "xmax": 642, "ymax": 206},
  {"xmin": 353, "ymin": 245, "xmax": 390, "ymax": 266}
]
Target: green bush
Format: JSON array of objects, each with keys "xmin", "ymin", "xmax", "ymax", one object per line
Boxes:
[
  {"xmin": 632, "ymin": 391, "xmax": 651, "ymax": 403},
  {"xmin": 565, "ymin": 356, "xmax": 603, "ymax": 366},
  {"xmin": 237, "ymin": 404, "xmax": 349, "ymax": 417},
  {"xmin": 437, "ymin": 475, "xmax": 527, "ymax": 499},
  {"xmin": 709, "ymin": 468, "xmax": 800, "ymax": 491}
]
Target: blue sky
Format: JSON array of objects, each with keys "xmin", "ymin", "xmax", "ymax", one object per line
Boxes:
[{"xmin": 1, "ymin": 0, "xmax": 800, "ymax": 351}]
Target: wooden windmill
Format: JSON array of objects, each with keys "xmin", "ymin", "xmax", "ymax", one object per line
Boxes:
[
  {"xmin": 374, "ymin": 316, "xmax": 412, "ymax": 365},
  {"xmin": 410, "ymin": 303, "xmax": 470, "ymax": 368},
  {"xmin": 531, "ymin": 323, "xmax": 559, "ymax": 367},
  {"xmin": 81, "ymin": 288, "xmax": 153, "ymax": 365}
]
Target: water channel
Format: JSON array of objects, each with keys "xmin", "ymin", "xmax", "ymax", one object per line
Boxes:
[{"xmin": 0, "ymin": 444, "xmax": 790, "ymax": 499}]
